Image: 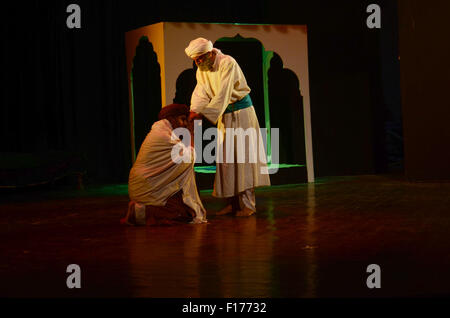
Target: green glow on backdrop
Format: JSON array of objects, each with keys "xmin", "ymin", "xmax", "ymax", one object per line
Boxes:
[
  {"xmin": 194, "ymin": 164, "xmax": 305, "ymax": 174},
  {"xmin": 262, "ymin": 48, "xmax": 273, "ymax": 163}
]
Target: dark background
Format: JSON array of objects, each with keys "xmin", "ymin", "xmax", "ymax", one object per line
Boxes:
[{"xmin": 0, "ymin": 0, "xmax": 409, "ymax": 184}]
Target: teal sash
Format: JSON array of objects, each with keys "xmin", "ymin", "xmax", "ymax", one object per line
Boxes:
[{"xmin": 224, "ymin": 94, "xmax": 253, "ymax": 114}]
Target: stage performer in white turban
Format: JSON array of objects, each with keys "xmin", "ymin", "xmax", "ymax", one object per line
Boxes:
[
  {"xmin": 185, "ymin": 37, "xmax": 270, "ymax": 217},
  {"xmin": 122, "ymin": 103, "xmax": 207, "ymax": 226}
]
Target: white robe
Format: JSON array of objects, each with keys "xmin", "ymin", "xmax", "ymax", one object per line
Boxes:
[
  {"xmin": 128, "ymin": 119, "xmax": 207, "ymax": 223},
  {"xmin": 190, "ymin": 49, "xmax": 271, "ymax": 198}
]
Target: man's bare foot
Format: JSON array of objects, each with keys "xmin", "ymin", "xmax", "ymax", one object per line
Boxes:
[
  {"xmin": 216, "ymin": 204, "xmax": 234, "ymax": 215},
  {"xmin": 120, "ymin": 217, "xmax": 135, "ymax": 226},
  {"xmin": 235, "ymin": 207, "xmax": 256, "ymax": 217},
  {"xmin": 120, "ymin": 201, "xmax": 136, "ymax": 225}
]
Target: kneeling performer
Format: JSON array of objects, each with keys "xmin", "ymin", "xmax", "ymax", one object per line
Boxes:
[{"xmin": 122, "ymin": 104, "xmax": 207, "ymax": 226}]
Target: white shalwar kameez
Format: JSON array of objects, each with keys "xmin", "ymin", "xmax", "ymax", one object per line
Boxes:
[
  {"xmin": 190, "ymin": 48, "xmax": 271, "ymax": 211},
  {"xmin": 128, "ymin": 119, "xmax": 207, "ymax": 224}
]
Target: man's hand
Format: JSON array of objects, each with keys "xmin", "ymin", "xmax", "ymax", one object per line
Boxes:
[{"xmin": 189, "ymin": 111, "xmax": 203, "ymax": 122}]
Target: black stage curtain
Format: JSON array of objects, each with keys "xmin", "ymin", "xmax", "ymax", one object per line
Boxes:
[
  {"xmin": 1, "ymin": 0, "xmax": 402, "ymax": 184},
  {"xmin": 0, "ymin": 0, "xmax": 132, "ymax": 184}
]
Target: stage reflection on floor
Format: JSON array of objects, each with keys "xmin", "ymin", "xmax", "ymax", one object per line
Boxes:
[{"xmin": 1, "ymin": 175, "xmax": 450, "ymax": 297}]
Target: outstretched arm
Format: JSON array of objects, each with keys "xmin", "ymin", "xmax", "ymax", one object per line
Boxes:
[{"xmin": 200, "ymin": 60, "xmax": 236, "ymax": 124}]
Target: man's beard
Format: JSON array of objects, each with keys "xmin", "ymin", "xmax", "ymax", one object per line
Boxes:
[{"xmin": 198, "ymin": 57, "xmax": 214, "ymax": 71}]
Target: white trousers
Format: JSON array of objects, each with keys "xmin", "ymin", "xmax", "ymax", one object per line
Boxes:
[
  {"xmin": 228, "ymin": 188, "xmax": 256, "ymax": 211},
  {"xmin": 134, "ymin": 202, "xmax": 146, "ymax": 225}
]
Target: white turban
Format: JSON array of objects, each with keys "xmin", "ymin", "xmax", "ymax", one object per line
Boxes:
[{"xmin": 185, "ymin": 38, "xmax": 213, "ymax": 59}]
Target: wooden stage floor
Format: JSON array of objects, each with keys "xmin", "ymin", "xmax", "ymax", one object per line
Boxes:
[{"xmin": 1, "ymin": 175, "xmax": 450, "ymax": 298}]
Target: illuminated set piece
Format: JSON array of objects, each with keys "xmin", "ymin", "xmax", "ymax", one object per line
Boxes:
[{"xmin": 125, "ymin": 22, "xmax": 314, "ymax": 182}]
